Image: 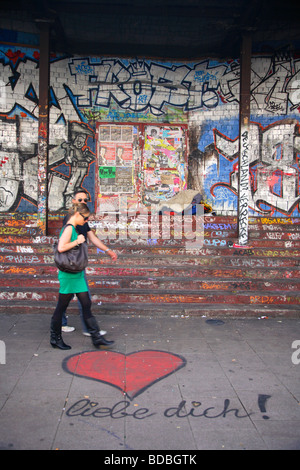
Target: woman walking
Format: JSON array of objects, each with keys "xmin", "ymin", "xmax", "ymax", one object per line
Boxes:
[{"xmin": 50, "ymin": 202, "xmax": 114, "ymax": 350}]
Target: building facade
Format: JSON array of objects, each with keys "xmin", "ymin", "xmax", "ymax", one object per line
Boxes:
[{"xmin": 0, "ymin": 44, "xmax": 299, "ymax": 218}]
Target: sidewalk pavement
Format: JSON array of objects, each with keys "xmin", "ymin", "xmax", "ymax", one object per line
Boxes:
[{"xmin": 0, "ymin": 312, "xmax": 300, "ymax": 451}]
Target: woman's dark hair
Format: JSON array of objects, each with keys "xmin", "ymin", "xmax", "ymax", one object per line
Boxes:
[{"xmin": 68, "ymin": 202, "xmax": 90, "ymax": 217}]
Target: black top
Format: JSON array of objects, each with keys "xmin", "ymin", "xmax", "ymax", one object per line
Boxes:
[{"xmin": 62, "ymin": 215, "xmax": 91, "ymax": 241}]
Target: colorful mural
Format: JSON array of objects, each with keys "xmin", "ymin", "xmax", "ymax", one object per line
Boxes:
[
  {"xmin": 0, "ymin": 45, "xmax": 299, "ymax": 216},
  {"xmin": 143, "ymin": 125, "xmax": 187, "ymax": 206}
]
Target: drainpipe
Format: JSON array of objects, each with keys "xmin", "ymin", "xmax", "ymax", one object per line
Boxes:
[
  {"xmin": 36, "ymin": 20, "xmax": 51, "ymax": 236},
  {"xmin": 238, "ymin": 33, "xmax": 252, "ymax": 246}
]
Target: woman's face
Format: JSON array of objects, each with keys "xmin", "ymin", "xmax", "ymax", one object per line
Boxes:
[{"xmin": 76, "ymin": 211, "xmax": 90, "ymax": 225}]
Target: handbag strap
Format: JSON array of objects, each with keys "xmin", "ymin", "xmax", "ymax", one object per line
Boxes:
[
  {"xmin": 64, "ymin": 223, "xmax": 81, "ymax": 235},
  {"xmin": 62, "ymin": 223, "xmax": 87, "ymax": 245},
  {"xmin": 60, "ymin": 223, "xmax": 77, "ymax": 241}
]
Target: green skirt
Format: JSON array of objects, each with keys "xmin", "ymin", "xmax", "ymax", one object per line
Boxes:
[{"xmin": 58, "ymin": 270, "xmax": 88, "ymax": 294}]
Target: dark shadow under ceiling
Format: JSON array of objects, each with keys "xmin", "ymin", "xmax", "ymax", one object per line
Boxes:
[{"xmin": 0, "ymin": 0, "xmax": 299, "ymax": 60}]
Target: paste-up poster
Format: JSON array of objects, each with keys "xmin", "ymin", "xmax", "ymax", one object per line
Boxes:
[
  {"xmin": 143, "ymin": 125, "xmax": 186, "ymax": 205},
  {"xmin": 96, "ymin": 123, "xmax": 187, "ymax": 212},
  {"xmin": 116, "ymin": 143, "xmax": 133, "ymax": 166},
  {"xmin": 99, "ymin": 142, "xmax": 116, "ymax": 165},
  {"xmin": 97, "ymin": 125, "xmax": 135, "ymax": 195}
]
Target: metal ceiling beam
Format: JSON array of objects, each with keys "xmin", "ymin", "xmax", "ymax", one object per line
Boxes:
[
  {"xmin": 48, "ymin": 1, "xmax": 240, "ymax": 19},
  {"xmin": 63, "ymin": 39, "xmax": 236, "ymax": 60}
]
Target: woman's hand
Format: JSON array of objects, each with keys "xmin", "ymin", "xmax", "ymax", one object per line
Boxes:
[
  {"xmin": 77, "ymin": 234, "xmax": 85, "ymax": 245},
  {"xmin": 108, "ymin": 250, "xmax": 118, "ymax": 261}
]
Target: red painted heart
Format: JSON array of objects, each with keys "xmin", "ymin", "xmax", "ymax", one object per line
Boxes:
[{"xmin": 63, "ymin": 350, "xmax": 186, "ymax": 400}]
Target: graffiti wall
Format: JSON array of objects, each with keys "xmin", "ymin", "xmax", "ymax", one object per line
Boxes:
[{"xmin": 0, "ymin": 45, "xmax": 299, "ymax": 216}]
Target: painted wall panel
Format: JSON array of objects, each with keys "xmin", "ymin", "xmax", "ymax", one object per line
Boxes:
[{"xmin": 0, "ymin": 45, "xmax": 299, "ymax": 216}]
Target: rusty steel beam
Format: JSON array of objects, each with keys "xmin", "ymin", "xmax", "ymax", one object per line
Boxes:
[{"xmin": 37, "ymin": 21, "xmax": 50, "ymax": 236}]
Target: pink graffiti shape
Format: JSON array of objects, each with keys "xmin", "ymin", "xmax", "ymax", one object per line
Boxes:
[{"xmin": 5, "ymin": 49, "xmax": 25, "ymax": 64}]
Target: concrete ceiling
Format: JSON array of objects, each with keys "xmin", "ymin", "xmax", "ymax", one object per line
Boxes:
[{"xmin": 0, "ymin": 0, "xmax": 299, "ymax": 60}]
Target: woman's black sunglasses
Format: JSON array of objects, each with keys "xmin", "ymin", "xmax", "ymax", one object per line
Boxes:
[{"xmin": 80, "ymin": 213, "xmax": 89, "ymax": 221}]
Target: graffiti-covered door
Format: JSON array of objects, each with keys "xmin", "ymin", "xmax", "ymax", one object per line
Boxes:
[
  {"xmin": 96, "ymin": 122, "xmax": 188, "ymax": 213},
  {"xmin": 142, "ymin": 124, "xmax": 188, "ymax": 206},
  {"xmin": 96, "ymin": 123, "xmax": 141, "ymax": 213}
]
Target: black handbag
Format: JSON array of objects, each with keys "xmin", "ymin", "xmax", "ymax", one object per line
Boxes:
[{"xmin": 53, "ymin": 224, "xmax": 88, "ymax": 273}]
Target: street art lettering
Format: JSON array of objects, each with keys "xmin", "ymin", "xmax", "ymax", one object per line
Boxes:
[
  {"xmin": 67, "ymin": 399, "xmax": 155, "ymax": 420},
  {"xmin": 0, "ymin": 46, "xmax": 299, "ymax": 216},
  {"xmin": 212, "ymin": 120, "xmax": 300, "ymax": 216},
  {"xmin": 238, "ymin": 128, "xmax": 250, "ymax": 244},
  {"xmin": 291, "ymin": 340, "xmax": 300, "ymax": 365},
  {"xmin": 0, "ymin": 340, "xmax": 5, "ymax": 365},
  {"xmin": 257, "ymin": 394, "xmax": 271, "ymax": 420},
  {"xmin": 163, "ymin": 399, "xmax": 251, "ymax": 419},
  {"xmin": 66, "ymin": 397, "xmax": 253, "ymax": 420}
]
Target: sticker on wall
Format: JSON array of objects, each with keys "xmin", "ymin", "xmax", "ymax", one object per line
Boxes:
[{"xmin": 99, "ymin": 166, "xmax": 116, "ymax": 179}]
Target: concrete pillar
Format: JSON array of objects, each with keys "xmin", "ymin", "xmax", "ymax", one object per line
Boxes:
[{"xmin": 238, "ymin": 33, "xmax": 252, "ymax": 245}]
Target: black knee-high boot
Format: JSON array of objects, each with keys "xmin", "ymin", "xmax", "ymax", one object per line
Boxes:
[
  {"xmin": 50, "ymin": 319, "xmax": 71, "ymax": 350},
  {"xmin": 85, "ymin": 316, "xmax": 114, "ymax": 348}
]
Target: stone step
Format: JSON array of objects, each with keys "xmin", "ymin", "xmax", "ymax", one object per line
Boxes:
[
  {"xmin": 0, "ymin": 214, "xmax": 298, "ymax": 318},
  {"xmin": 0, "ymin": 254, "xmax": 299, "ymax": 270},
  {"xmin": 0, "ymin": 300, "xmax": 299, "ymax": 318},
  {"xmin": 0, "ymin": 275, "xmax": 299, "ymax": 292},
  {"xmin": 1, "ymin": 263, "xmax": 298, "ymax": 279},
  {"xmin": 0, "ymin": 286, "xmax": 299, "ymax": 305},
  {"xmin": 1, "ymin": 232, "xmax": 300, "ymax": 252},
  {"xmin": 1, "ymin": 242, "xmax": 300, "ymax": 257}
]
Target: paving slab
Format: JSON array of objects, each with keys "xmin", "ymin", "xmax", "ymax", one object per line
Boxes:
[{"xmin": 0, "ymin": 313, "xmax": 300, "ymax": 451}]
